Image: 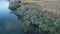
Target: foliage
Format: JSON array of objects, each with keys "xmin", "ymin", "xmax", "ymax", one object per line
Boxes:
[
  {"xmin": 18, "ymin": 6, "xmax": 60, "ymax": 34},
  {"xmin": 9, "ymin": 0, "xmax": 21, "ymax": 10},
  {"xmin": 9, "ymin": 1, "xmax": 60, "ymax": 34}
]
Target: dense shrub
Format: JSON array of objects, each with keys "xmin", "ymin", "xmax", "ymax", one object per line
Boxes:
[
  {"xmin": 9, "ymin": 4, "xmax": 60, "ymax": 34},
  {"xmin": 18, "ymin": 6, "xmax": 60, "ymax": 34},
  {"xmin": 9, "ymin": 0, "xmax": 21, "ymax": 10}
]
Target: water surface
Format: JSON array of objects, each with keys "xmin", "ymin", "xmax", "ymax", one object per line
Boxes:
[{"xmin": 0, "ymin": 1, "xmax": 25, "ymax": 34}]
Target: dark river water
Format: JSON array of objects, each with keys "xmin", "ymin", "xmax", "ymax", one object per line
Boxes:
[{"xmin": 0, "ymin": 1, "xmax": 25, "ymax": 34}]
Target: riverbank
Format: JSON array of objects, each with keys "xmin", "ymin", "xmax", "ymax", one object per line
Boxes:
[{"xmin": 9, "ymin": 0, "xmax": 60, "ymax": 34}]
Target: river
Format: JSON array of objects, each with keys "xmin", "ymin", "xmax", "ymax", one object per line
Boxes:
[{"xmin": 0, "ymin": 1, "xmax": 25, "ymax": 34}]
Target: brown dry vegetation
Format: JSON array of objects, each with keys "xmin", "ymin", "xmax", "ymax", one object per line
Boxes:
[{"xmin": 21, "ymin": 0, "xmax": 60, "ymax": 19}]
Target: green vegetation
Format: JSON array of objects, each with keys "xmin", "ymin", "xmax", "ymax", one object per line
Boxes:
[
  {"xmin": 9, "ymin": 6, "xmax": 60, "ymax": 34},
  {"xmin": 9, "ymin": 0, "xmax": 60, "ymax": 34},
  {"xmin": 19, "ymin": 7, "xmax": 60, "ymax": 34},
  {"xmin": 10, "ymin": 5, "xmax": 60, "ymax": 34}
]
